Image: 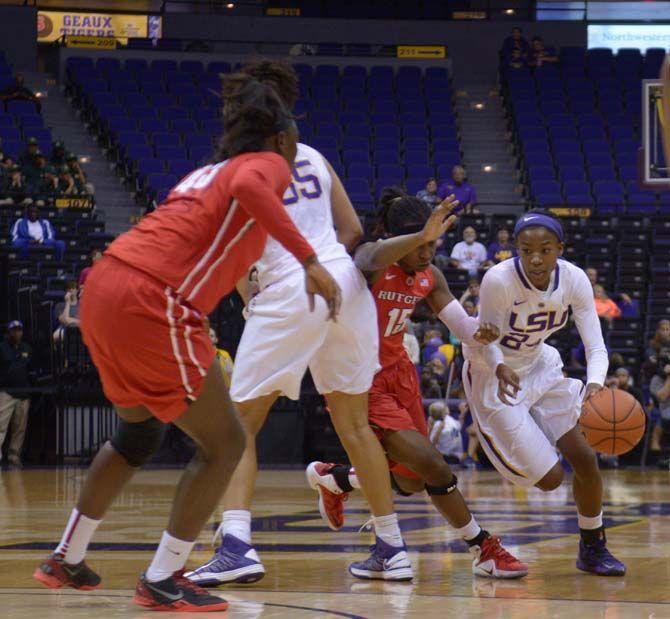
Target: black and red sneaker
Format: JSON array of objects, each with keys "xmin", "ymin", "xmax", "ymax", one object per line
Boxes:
[
  {"xmin": 33, "ymin": 553, "xmax": 101, "ymax": 590},
  {"xmin": 134, "ymin": 570, "xmax": 229, "ymax": 612}
]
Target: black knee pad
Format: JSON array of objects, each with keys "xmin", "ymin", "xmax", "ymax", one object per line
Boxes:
[
  {"xmin": 110, "ymin": 417, "xmax": 166, "ymax": 467},
  {"xmin": 390, "ymin": 473, "xmax": 416, "ymax": 497},
  {"xmin": 425, "ymin": 473, "xmax": 458, "ymax": 496}
]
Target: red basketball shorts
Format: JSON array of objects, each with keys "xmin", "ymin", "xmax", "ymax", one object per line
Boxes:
[
  {"xmin": 368, "ymin": 355, "xmax": 427, "ymax": 480},
  {"xmin": 80, "ymin": 257, "xmax": 216, "ymax": 423}
]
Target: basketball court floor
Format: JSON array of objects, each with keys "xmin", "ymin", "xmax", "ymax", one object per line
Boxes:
[{"xmin": 1, "ymin": 467, "xmax": 669, "ymax": 618}]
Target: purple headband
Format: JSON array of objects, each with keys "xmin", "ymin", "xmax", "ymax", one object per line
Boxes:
[{"xmin": 514, "ymin": 213, "xmax": 564, "ymax": 242}]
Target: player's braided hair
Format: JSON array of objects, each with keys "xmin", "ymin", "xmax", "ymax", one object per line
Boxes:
[
  {"xmin": 216, "ymin": 73, "xmax": 294, "ymax": 160},
  {"xmin": 374, "ymin": 186, "xmax": 432, "ymax": 237},
  {"xmin": 240, "ymin": 59, "xmax": 299, "ymax": 110}
]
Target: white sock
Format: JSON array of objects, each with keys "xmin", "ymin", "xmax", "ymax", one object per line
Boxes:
[
  {"xmin": 348, "ymin": 467, "xmax": 361, "ymax": 489},
  {"xmin": 454, "ymin": 516, "xmax": 482, "ymax": 542},
  {"xmin": 55, "ymin": 508, "xmax": 101, "ymax": 565},
  {"xmin": 373, "ymin": 513, "xmax": 404, "ymax": 548},
  {"xmin": 578, "ymin": 511, "xmax": 603, "ymax": 530},
  {"xmin": 145, "ymin": 531, "xmax": 195, "ymax": 582},
  {"xmin": 222, "ymin": 510, "xmax": 252, "ymax": 544}
]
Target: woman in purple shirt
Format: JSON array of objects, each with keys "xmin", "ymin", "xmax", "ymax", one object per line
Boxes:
[{"xmin": 437, "ymin": 166, "xmax": 478, "ymax": 214}]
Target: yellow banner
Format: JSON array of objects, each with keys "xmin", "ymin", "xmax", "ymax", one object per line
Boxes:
[
  {"xmin": 397, "ymin": 45, "xmax": 446, "ymax": 59},
  {"xmin": 549, "ymin": 207, "xmax": 592, "ymax": 218},
  {"xmin": 55, "ymin": 197, "xmax": 93, "ymax": 210},
  {"xmin": 66, "ymin": 35, "xmax": 117, "ymax": 50},
  {"xmin": 37, "ymin": 11, "xmax": 148, "ymax": 42}
]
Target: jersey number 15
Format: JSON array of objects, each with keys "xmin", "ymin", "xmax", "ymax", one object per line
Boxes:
[{"xmin": 384, "ymin": 308, "xmax": 413, "ymax": 337}]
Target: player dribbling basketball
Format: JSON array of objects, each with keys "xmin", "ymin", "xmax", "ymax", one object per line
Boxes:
[{"xmin": 462, "ymin": 210, "xmax": 626, "ymax": 576}]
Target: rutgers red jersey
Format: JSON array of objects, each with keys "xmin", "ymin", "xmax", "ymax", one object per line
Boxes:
[
  {"xmin": 106, "ymin": 152, "xmax": 313, "ymax": 315},
  {"xmin": 372, "ymin": 264, "xmax": 435, "ymax": 368}
]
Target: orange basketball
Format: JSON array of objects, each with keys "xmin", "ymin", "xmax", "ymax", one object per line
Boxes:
[{"xmin": 580, "ymin": 388, "xmax": 646, "ymax": 455}]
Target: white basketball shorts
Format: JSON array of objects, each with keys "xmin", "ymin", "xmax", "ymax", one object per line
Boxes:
[
  {"xmin": 462, "ymin": 344, "xmax": 585, "ymax": 488},
  {"xmin": 230, "ymin": 258, "xmax": 380, "ymax": 402}
]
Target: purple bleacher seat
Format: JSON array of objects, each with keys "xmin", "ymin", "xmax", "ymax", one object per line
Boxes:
[
  {"xmin": 524, "ymin": 139, "xmax": 550, "ymax": 155},
  {"xmin": 536, "ymin": 192, "xmax": 563, "ymax": 207},
  {"xmin": 137, "ymin": 158, "xmax": 164, "ymax": 179},
  {"xmin": 374, "ymin": 137, "xmax": 399, "ymax": 151},
  {"xmin": 596, "ymin": 196, "xmax": 625, "ymax": 214},
  {"xmin": 552, "ymin": 138, "xmax": 580, "ymax": 154},
  {"xmin": 342, "ymin": 123, "xmax": 369, "ymax": 139},
  {"xmin": 405, "ymin": 138, "xmax": 429, "ymax": 152},
  {"xmin": 171, "ymin": 118, "xmax": 197, "ymax": 134},
  {"xmin": 378, "ymin": 163, "xmax": 404, "ymax": 179},
  {"xmin": 139, "ymin": 118, "xmax": 168, "ymax": 134},
  {"xmin": 125, "ymin": 58, "xmax": 148, "ymax": 73},
  {"xmin": 189, "ymin": 144, "xmax": 212, "ymax": 164},
  {"xmin": 118, "ymin": 131, "xmax": 147, "ymax": 147},
  {"xmin": 403, "ymin": 124, "xmax": 428, "ymax": 141},
  {"xmin": 126, "ymin": 144, "xmax": 153, "ymax": 162},
  {"xmin": 342, "ymin": 136, "xmax": 369, "ymax": 152},
  {"xmin": 343, "ymin": 149, "xmax": 369, "ymax": 165},
  {"xmin": 160, "ymin": 107, "xmax": 189, "ymax": 121},
  {"xmin": 180, "ymin": 61, "xmax": 204, "ymax": 74},
  {"xmin": 370, "ymin": 112, "xmax": 396, "ymax": 125},
  {"xmin": 618, "ymin": 165, "xmax": 637, "ymax": 181},
  {"xmin": 180, "ymin": 94, "xmax": 204, "ymax": 110},
  {"xmin": 347, "ymin": 162, "xmax": 373, "ymax": 181},
  {"xmin": 579, "ymin": 125, "xmax": 606, "ymax": 140},
  {"xmin": 208, "ymin": 61, "xmax": 231, "ymax": 74},
  {"xmin": 374, "ymin": 150, "xmax": 399, "ymax": 165},
  {"xmin": 168, "ymin": 159, "xmax": 194, "ymax": 178},
  {"xmin": 0, "ymin": 114, "xmax": 14, "ymax": 127},
  {"xmin": 555, "ymin": 152, "xmax": 585, "ymax": 169},
  {"xmin": 404, "ymin": 150, "xmax": 430, "ymax": 166},
  {"xmin": 532, "ymin": 179, "xmax": 561, "ymax": 196},
  {"xmin": 529, "ymin": 167, "xmax": 555, "ymax": 181},
  {"xmin": 400, "ymin": 111, "xmax": 427, "ymax": 125},
  {"xmin": 344, "ymin": 177, "xmax": 370, "ymax": 195},
  {"xmin": 2, "ymin": 140, "xmax": 21, "ymax": 158},
  {"xmin": 563, "ymin": 179, "xmax": 590, "ymax": 194},
  {"xmin": 146, "ymin": 172, "xmax": 178, "ymax": 192},
  {"xmin": 594, "ymin": 180, "xmax": 624, "ymax": 195},
  {"xmin": 0, "ymin": 126, "xmax": 20, "ymax": 141},
  {"xmin": 374, "ymin": 124, "xmax": 400, "ymax": 140},
  {"xmin": 590, "ymin": 166, "xmax": 618, "ymax": 181},
  {"xmin": 155, "ymin": 145, "xmax": 187, "ymax": 159},
  {"xmin": 316, "ymin": 123, "xmax": 340, "ymax": 139},
  {"xmin": 586, "ymin": 151, "xmax": 614, "ymax": 168},
  {"xmin": 6, "ymin": 100, "xmax": 38, "ymax": 116},
  {"xmin": 120, "ymin": 92, "xmax": 147, "ymax": 108},
  {"xmin": 627, "ymin": 191, "xmax": 657, "ymax": 205},
  {"xmin": 129, "ymin": 105, "xmax": 157, "ymax": 120},
  {"xmin": 583, "ymin": 139, "xmax": 611, "ymax": 155},
  {"xmin": 151, "ymin": 60, "xmax": 178, "ymax": 74},
  {"xmin": 565, "ymin": 192, "xmax": 594, "ymax": 206},
  {"xmin": 153, "ymin": 132, "xmax": 181, "ymax": 147},
  {"xmin": 343, "ymin": 65, "xmax": 367, "ymax": 79},
  {"xmin": 560, "ymin": 167, "xmax": 586, "ymax": 182},
  {"xmin": 408, "ymin": 164, "xmax": 434, "ymax": 180},
  {"xmin": 341, "ymin": 111, "xmax": 368, "ymax": 125},
  {"xmin": 108, "ymin": 117, "xmax": 136, "ymax": 135}
]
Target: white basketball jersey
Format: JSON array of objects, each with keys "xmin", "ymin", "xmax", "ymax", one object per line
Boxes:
[
  {"xmin": 430, "ymin": 416, "xmax": 463, "ymax": 458},
  {"xmin": 465, "ymin": 257, "xmax": 608, "ymax": 385},
  {"xmin": 254, "ymin": 143, "xmax": 349, "ymax": 288}
]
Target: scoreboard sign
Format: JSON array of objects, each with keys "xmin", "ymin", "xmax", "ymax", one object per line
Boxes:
[{"xmin": 397, "ymin": 46, "xmax": 446, "ymax": 59}]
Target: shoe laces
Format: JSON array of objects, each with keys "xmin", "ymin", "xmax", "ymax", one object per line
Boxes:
[
  {"xmin": 484, "ymin": 537, "xmax": 518, "ymax": 563},
  {"xmin": 174, "ymin": 570, "xmax": 208, "ymax": 595},
  {"xmin": 583, "ymin": 538, "xmax": 613, "ymax": 560},
  {"xmin": 358, "ymin": 516, "xmax": 374, "ymax": 534}
]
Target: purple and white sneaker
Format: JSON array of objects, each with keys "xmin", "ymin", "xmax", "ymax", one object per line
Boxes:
[
  {"xmin": 349, "ymin": 537, "xmax": 413, "ymax": 581},
  {"xmin": 185, "ymin": 533, "xmax": 265, "ymax": 586},
  {"xmin": 576, "ymin": 537, "xmax": 626, "ymax": 576}
]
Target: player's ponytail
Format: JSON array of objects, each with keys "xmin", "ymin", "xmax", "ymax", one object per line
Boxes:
[
  {"xmin": 216, "ymin": 73, "xmax": 294, "ymax": 160},
  {"xmin": 240, "ymin": 59, "xmax": 299, "ymax": 110},
  {"xmin": 375, "ymin": 185, "xmax": 432, "ymax": 238}
]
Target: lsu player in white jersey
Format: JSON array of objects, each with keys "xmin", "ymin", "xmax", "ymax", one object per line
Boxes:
[
  {"xmin": 462, "ymin": 210, "xmax": 626, "ymax": 576},
  {"xmin": 187, "ymin": 60, "xmax": 414, "ymax": 586}
]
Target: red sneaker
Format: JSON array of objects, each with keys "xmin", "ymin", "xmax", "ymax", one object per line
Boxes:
[
  {"xmin": 134, "ymin": 570, "xmax": 229, "ymax": 612},
  {"xmin": 470, "ymin": 536, "xmax": 528, "ymax": 579},
  {"xmin": 306, "ymin": 461, "xmax": 349, "ymax": 531},
  {"xmin": 33, "ymin": 553, "xmax": 101, "ymax": 590}
]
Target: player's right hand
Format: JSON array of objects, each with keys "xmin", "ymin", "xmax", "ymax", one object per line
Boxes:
[
  {"xmin": 420, "ymin": 194, "xmax": 460, "ymax": 244},
  {"xmin": 304, "ymin": 259, "xmax": 342, "ymax": 322},
  {"xmin": 496, "ymin": 363, "xmax": 521, "ymax": 405}
]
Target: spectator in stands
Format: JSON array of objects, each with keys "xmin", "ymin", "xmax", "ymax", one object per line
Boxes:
[
  {"xmin": 416, "ymin": 177, "xmax": 441, "ymax": 208},
  {"xmin": 24, "ymin": 151, "xmax": 56, "ymax": 206},
  {"xmin": 403, "ymin": 322, "xmax": 420, "ymax": 364},
  {"xmin": 486, "ymin": 227, "xmax": 516, "ymax": 265},
  {"xmin": 502, "ymin": 26, "xmax": 529, "ymax": 59},
  {"xmin": 0, "ymin": 74, "xmax": 41, "ymax": 112},
  {"xmin": 650, "ymin": 357, "xmax": 670, "ymax": 455},
  {"xmin": 449, "ymin": 226, "xmax": 487, "ymax": 276},
  {"xmin": 78, "ymin": 249, "xmax": 103, "ymax": 287},
  {"xmin": 507, "ymin": 49, "xmax": 528, "ymax": 71},
  {"xmin": 50, "ymin": 141, "xmax": 67, "ymax": 168},
  {"xmin": 586, "ymin": 267, "xmax": 598, "ymax": 286},
  {"xmin": 66, "ymin": 153, "xmax": 94, "ymax": 195},
  {"xmin": 0, "ymin": 320, "xmax": 32, "ymax": 468},
  {"xmin": 208, "ymin": 327, "xmax": 234, "ymax": 388},
  {"xmin": 1, "ymin": 165, "xmax": 32, "ymax": 206},
  {"xmin": 53, "ymin": 280, "xmax": 81, "ymax": 342},
  {"xmin": 420, "ymin": 365, "xmax": 442, "ymax": 399},
  {"xmin": 459, "ymin": 278, "xmax": 480, "ymax": 309},
  {"xmin": 463, "ymin": 299, "xmax": 477, "ymax": 317},
  {"xmin": 11, "ymin": 205, "xmax": 65, "ymax": 260},
  {"xmin": 528, "ymin": 36, "xmax": 559, "ymax": 69},
  {"xmin": 642, "ymin": 319, "xmax": 670, "ymax": 382},
  {"xmin": 593, "ymin": 284, "xmax": 621, "ymax": 325},
  {"xmin": 606, "ymin": 367, "xmax": 643, "ymax": 404},
  {"xmin": 56, "ymin": 165, "xmax": 83, "ymax": 196},
  {"xmin": 458, "ymin": 399, "xmax": 480, "ymax": 469},
  {"xmin": 19, "ymin": 137, "xmax": 39, "ymax": 168},
  {"xmin": 438, "ymin": 166, "xmax": 478, "ymax": 214},
  {"xmin": 428, "ymin": 401, "xmax": 463, "ymax": 464}
]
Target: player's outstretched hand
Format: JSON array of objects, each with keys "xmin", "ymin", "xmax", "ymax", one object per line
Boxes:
[
  {"xmin": 583, "ymin": 382, "xmax": 605, "ymax": 402},
  {"xmin": 496, "ymin": 363, "xmax": 521, "ymax": 405},
  {"xmin": 473, "ymin": 322, "xmax": 499, "ymax": 345},
  {"xmin": 304, "ymin": 259, "xmax": 342, "ymax": 321},
  {"xmin": 420, "ymin": 194, "xmax": 460, "ymax": 244}
]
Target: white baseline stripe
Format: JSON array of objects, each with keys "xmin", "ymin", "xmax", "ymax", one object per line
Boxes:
[
  {"xmin": 187, "ymin": 218, "xmax": 256, "ymax": 302},
  {"xmin": 165, "ymin": 288, "xmax": 193, "ymax": 395},
  {"xmin": 177, "ymin": 199, "xmax": 239, "ymax": 296}
]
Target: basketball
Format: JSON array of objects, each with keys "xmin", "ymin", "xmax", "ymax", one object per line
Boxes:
[{"xmin": 580, "ymin": 388, "xmax": 646, "ymax": 455}]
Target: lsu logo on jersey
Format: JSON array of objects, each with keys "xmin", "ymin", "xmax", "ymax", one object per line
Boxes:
[{"xmin": 500, "ymin": 309, "xmax": 569, "ymax": 351}]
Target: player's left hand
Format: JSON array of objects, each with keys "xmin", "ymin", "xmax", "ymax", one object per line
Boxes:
[
  {"xmin": 473, "ymin": 322, "xmax": 499, "ymax": 345},
  {"xmin": 583, "ymin": 382, "xmax": 605, "ymax": 402}
]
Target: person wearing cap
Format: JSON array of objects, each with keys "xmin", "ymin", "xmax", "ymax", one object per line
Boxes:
[
  {"xmin": 0, "ymin": 164, "xmax": 31, "ymax": 206},
  {"xmin": 24, "ymin": 150, "xmax": 54, "ymax": 205},
  {"xmin": 0, "ymin": 320, "xmax": 33, "ymax": 467},
  {"xmin": 56, "ymin": 165, "xmax": 81, "ymax": 196},
  {"xmin": 416, "ymin": 177, "xmax": 441, "ymax": 208},
  {"xmin": 66, "ymin": 152, "xmax": 93, "ymax": 195},
  {"xmin": 0, "ymin": 73, "xmax": 40, "ymax": 111},
  {"xmin": 11, "ymin": 204, "xmax": 65, "ymax": 260},
  {"xmin": 51, "ymin": 141, "xmax": 67, "ymax": 167},
  {"xmin": 19, "ymin": 137, "xmax": 40, "ymax": 168},
  {"xmin": 462, "ymin": 209, "xmax": 627, "ymax": 576}
]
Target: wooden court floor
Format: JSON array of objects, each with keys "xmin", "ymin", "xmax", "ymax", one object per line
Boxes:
[{"xmin": 1, "ymin": 467, "xmax": 670, "ymax": 618}]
